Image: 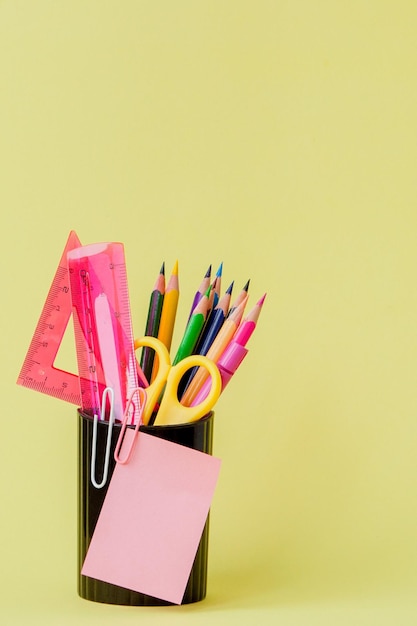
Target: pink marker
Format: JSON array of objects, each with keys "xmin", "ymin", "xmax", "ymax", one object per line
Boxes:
[{"xmin": 191, "ymin": 294, "xmax": 266, "ymax": 405}]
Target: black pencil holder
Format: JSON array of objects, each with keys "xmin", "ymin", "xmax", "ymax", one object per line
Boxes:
[{"xmin": 78, "ymin": 410, "xmax": 214, "ymax": 606}]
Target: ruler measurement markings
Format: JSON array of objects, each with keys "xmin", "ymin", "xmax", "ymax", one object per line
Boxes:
[{"xmin": 16, "ymin": 231, "xmax": 82, "ymax": 405}]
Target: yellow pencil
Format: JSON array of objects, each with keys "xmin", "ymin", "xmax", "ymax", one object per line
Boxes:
[
  {"xmin": 157, "ymin": 260, "xmax": 179, "ymax": 354},
  {"xmin": 181, "ymin": 295, "xmax": 248, "ymax": 406}
]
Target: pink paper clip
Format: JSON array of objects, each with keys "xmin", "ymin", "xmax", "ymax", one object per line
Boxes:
[{"xmin": 114, "ymin": 387, "xmax": 147, "ymax": 465}]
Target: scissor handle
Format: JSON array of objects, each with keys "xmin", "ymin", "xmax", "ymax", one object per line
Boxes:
[
  {"xmin": 134, "ymin": 336, "xmax": 171, "ymax": 425},
  {"xmin": 134, "ymin": 336, "xmax": 221, "ymax": 426},
  {"xmin": 154, "ymin": 354, "xmax": 221, "ymax": 426}
]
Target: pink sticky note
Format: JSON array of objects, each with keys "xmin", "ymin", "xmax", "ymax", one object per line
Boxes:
[{"xmin": 81, "ymin": 429, "xmax": 221, "ymax": 604}]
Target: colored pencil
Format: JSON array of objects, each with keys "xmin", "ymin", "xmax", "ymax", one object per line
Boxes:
[
  {"xmin": 233, "ymin": 292, "xmax": 266, "ymax": 345},
  {"xmin": 181, "ymin": 296, "xmax": 248, "ymax": 406},
  {"xmin": 187, "ymin": 265, "xmax": 211, "ymax": 321},
  {"xmin": 140, "ymin": 263, "xmax": 165, "ymax": 383},
  {"xmin": 172, "ymin": 288, "xmax": 211, "ymax": 365},
  {"xmin": 179, "ymin": 282, "xmax": 233, "ymax": 398},
  {"xmin": 206, "ymin": 277, "xmax": 216, "ymax": 319},
  {"xmin": 211, "ymin": 262, "xmax": 223, "ymax": 308},
  {"xmin": 228, "ymin": 279, "xmax": 250, "ymax": 316},
  {"xmin": 157, "ymin": 260, "xmax": 179, "ymax": 354},
  {"xmin": 195, "ymin": 281, "xmax": 233, "ymax": 356}
]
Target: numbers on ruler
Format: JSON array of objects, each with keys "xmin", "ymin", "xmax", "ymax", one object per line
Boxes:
[{"xmin": 16, "ymin": 231, "xmax": 83, "ymax": 405}]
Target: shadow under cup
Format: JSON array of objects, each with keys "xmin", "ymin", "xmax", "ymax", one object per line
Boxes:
[{"xmin": 78, "ymin": 410, "xmax": 215, "ymax": 606}]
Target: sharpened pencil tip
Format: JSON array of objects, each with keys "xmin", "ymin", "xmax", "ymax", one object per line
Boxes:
[
  {"xmin": 257, "ymin": 293, "xmax": 267, "ymax": 306},
  {"xmin": 160, "ymin": 262, "xmax": 165, "ymax": 275},
  {"xmin": 243, "ymin": 279, "xmax": 250, "ymax": 291},
  {"xmin": 215, "ymin": 262, "xmax": 223, "ymax": 277},
  {"xmin": 226, "ymin": 281, "xmax": 234, "ymax": 295},
  {"xmin": 172, "ymin": 260, "xmax": 179, "ymax": 275},
  {"xmin": 204, "ymin": 265, "xmax": 212, "ymax": 278}
]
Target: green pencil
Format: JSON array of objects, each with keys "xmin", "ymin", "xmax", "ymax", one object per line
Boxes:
[{"xmin": 172, "ymin": 288, "xmax": 211, "ymax": 365}]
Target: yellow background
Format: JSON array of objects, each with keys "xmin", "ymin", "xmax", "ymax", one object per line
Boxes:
[{"xmin": 1, "ymin": 1, "xmax": 417, "ymax": 623}]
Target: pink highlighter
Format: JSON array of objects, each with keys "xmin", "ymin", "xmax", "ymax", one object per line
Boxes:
[{"xmin": 190, "ymin": 340, "xmax": 248, "ymax": 406}]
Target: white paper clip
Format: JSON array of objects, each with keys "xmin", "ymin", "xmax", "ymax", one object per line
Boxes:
[
  {"xmin": 91, "ymin": 386, "xmax": 116, "ymax": 489},
  {"xmin": 114, "ymin": 387, "xmax": 147, "ymax": 465}
]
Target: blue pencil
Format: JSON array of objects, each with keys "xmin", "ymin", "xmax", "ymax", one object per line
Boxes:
[
  {"xmin": 179, "ymin": 282, "xmax": 233, "ymax": 399},
  {"xmin": 211, "ymin": 262, "xmax": 223, "ymax": 308}
]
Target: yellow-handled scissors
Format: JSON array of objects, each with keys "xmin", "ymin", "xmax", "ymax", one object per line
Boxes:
[{"xmin": 134, "ymin": 336, "xmax": 221, "ymax": 426}]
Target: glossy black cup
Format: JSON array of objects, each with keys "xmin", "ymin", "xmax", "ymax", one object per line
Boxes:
[{"xmin": 78, "ymin": 410, "xmax": 214, "ymax": 605}]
